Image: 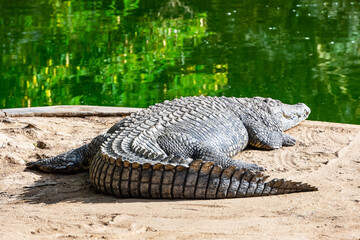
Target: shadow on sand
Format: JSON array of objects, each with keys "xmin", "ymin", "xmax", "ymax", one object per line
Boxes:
[{"xmin": 20, "ymin": 169, "xmax": 181, "ymax": 205}]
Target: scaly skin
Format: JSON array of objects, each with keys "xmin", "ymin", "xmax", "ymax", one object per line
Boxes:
[{"xmin": 27, "ymin": 96, "xmax": 317, "ymax": 198}]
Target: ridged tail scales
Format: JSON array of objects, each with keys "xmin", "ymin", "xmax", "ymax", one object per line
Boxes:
[{"xmin": 89, "ymin": 152, "xmax": 318, "ymax": 199}]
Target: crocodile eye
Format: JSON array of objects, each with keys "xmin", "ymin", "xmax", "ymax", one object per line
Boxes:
[
  {"xmin": 265, "ymin": 98, "xmax": 275, "ymax": 107},
  {"xmin": 268, "ymin": 101, "xmax": 275, "ymax": 107}
]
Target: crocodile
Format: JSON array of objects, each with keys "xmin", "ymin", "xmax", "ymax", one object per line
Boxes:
[{"xmin": 26, "ymin": 96, "xmax": 317, "ymax": 199}]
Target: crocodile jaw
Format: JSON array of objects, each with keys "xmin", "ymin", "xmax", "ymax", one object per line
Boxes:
[{"xmin": 273, "ymin": 102, "xmax": 311, "ymax": 131}]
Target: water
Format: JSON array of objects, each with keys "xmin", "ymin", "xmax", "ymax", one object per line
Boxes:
[{"xmin": 0, "ymin": 0, "xmax": 359, "ymax": 124}]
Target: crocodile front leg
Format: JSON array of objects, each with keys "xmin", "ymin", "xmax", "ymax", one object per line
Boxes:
[{"xmin": 246, "ymin": 122, "xmax": 296, "ymax": 149}]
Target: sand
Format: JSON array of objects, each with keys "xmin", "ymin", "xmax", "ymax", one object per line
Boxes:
[{"xmin": 0, "ymin": 108, "xmax": 359, "ymax": 239}]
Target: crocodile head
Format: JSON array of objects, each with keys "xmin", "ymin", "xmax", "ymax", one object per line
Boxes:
[{"xmin": 254, "ymin": 97, "xmax": 311, "ymax": 131}]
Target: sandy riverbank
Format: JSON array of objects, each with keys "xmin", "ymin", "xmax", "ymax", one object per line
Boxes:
[{"xmin": 0, "ymin": 107, "xmax": 359, "ymax": 239}]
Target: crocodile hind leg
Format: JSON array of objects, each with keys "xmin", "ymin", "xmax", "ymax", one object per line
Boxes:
[
  {"xmin": 26, "ymin": 118, "xmax": 130, "ymax": 173},
  {"xmin": 156, "ymin": 132, "xmax": 264, "ymax": 171},
  {"xmin": 26, "ymin": 133, "xmax": 109, "ymax": 173}
]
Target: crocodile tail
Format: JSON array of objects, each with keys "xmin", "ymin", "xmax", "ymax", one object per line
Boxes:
[{"xmin": 89, "ymin": 153, "xmax": 318, "ymax": 199}]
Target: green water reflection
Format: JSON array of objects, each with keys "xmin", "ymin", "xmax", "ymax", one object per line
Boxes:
[{"xmin": 0, "ymin": 0, "xmax": 359, "ymax": 124}]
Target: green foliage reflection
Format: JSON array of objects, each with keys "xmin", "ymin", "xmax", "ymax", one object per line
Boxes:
[
  {"xmin": 0, "ymin": 0, "xmax": 359, "ymax": 124},
  {"xmin": 0, "ymin": 0, "xmax": 223, "ymax": 108}
]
